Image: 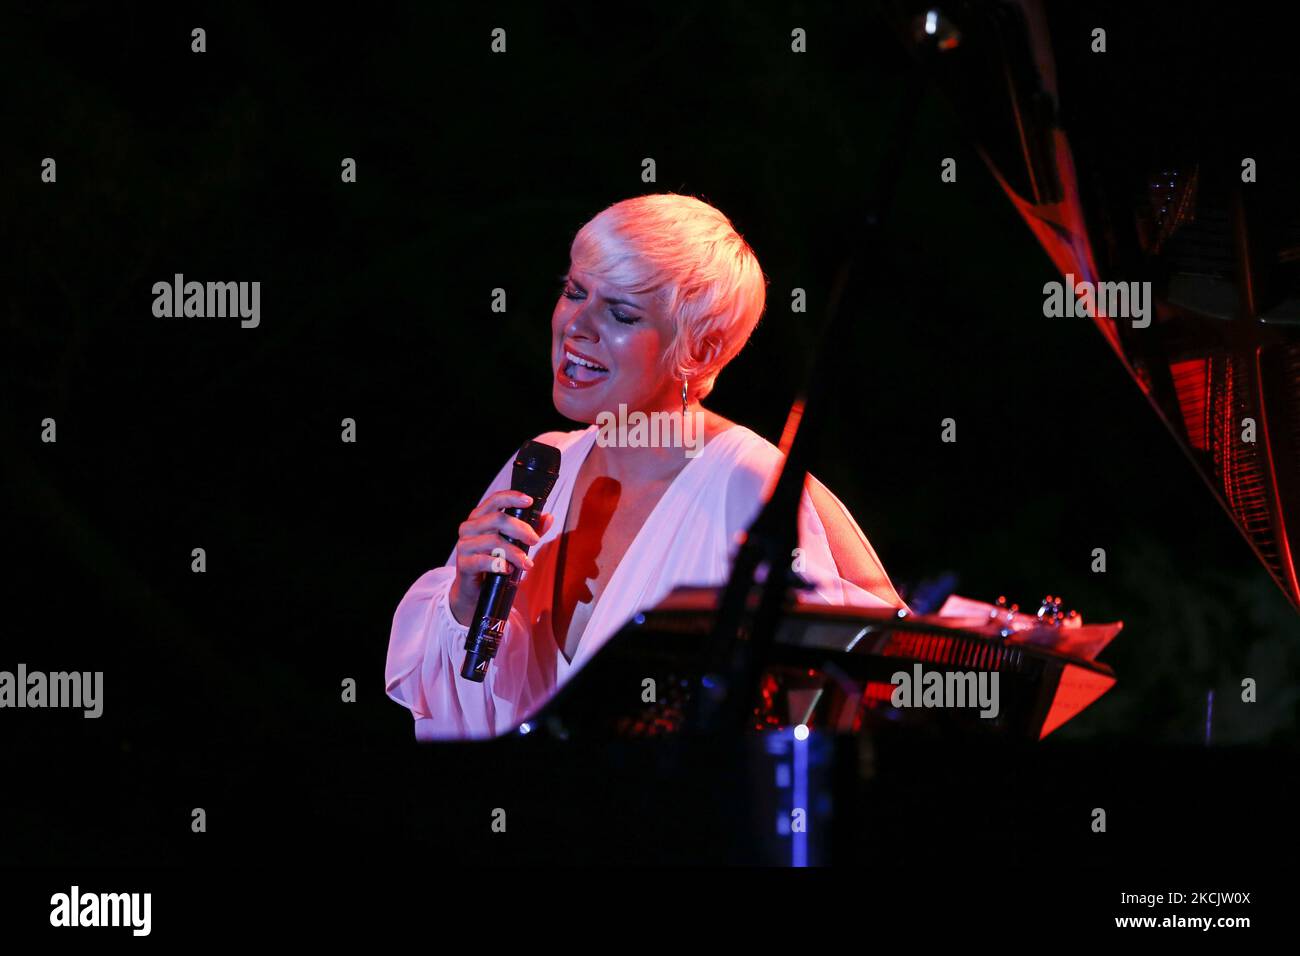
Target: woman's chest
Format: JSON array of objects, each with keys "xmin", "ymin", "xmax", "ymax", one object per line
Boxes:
[{"xmin": 550, "ymin": 471, "xmax": 674, "ymax": 660}]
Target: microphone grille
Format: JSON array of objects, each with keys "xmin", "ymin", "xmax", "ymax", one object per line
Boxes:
[{"xmin": 513, "ymin": 439, "xmax": 562, "ymax": 501}]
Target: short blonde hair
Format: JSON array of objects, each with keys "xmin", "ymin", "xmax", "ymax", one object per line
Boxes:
[{"xmin": 569, "ymin": 193, "xmax": 767, "ymax": 400}]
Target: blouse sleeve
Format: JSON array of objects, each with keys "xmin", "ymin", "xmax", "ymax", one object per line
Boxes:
[
  {"xmin": 384, "ymin": 445, "xmax": 538, "ymax": 740},
  {"xmin": 722, "ymin": 439, "xmax": 906, "ymax": 612},
  {"xmin": 794, "ymin": 481, "xmax": 905, "ymax": 611}
]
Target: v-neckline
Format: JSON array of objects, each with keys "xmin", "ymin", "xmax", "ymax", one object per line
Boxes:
[{"xmin": 550, "ymin": 423, "xmax": 736, "ymax": 668}]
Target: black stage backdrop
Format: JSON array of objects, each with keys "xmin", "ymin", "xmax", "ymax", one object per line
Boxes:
[{"xmin": 2, "ymin": 0, "xmax": 1297, "ymax": 913}]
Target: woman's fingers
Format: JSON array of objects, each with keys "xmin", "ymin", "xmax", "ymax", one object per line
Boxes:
[
  {"xmin": 458, "ymin": 534, "xmax": 534, "ymax": 573},
  {"xmin": 459, "ymin": 552, "xmax": 514, "ymax": 578},
  {"xmin": 458, "ymin": 514, "xmax": 540, "ymax": 547},
  {"xmin": 456, "ymin": 494, "xmax": 552, "ymax": 590},
  {"xmin": 467, "ymin": 490, "xmax": 533, "ymax": 521},
  {"xmin": 493, "ymin": 512, "xmax": 542, "ymax": 545},
  {"xmin": 459, "ymin": 510, "xmax": 541, "ymax": 547}
]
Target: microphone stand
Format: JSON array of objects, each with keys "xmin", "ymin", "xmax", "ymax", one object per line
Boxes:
[{"xmin": 692, "ymin": 61, "xmax": 928, "ymax": 735}]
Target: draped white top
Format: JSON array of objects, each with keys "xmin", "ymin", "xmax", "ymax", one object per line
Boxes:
[{"xmin": 385, "ymin": 423, "xmax": 903, "ymax": 740}]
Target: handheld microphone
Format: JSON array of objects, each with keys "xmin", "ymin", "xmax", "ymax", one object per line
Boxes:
[{"xmin": 461, "ymin": 439, "xmax": 562, "ymax": 682}]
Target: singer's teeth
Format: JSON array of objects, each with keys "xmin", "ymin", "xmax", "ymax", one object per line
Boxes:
[
  {"xmin": 564, "ymin": 359, "xmax": 610, "ymax": 383},
  {"xmin": 566, "ymin": 351, "xmax": 609, "ymax": 372}
]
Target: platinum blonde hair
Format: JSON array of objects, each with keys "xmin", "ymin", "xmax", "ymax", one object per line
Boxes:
[{"xmin": 569, "ymin": 193, "xmax": 767, "ymax": 400}]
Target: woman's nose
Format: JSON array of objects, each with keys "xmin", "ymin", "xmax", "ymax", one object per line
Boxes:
[{"xmin": 564, "ymin": 303, "xmax": 599, "ymax": 341}]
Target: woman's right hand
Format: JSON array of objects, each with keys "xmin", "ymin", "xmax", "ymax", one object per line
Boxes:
[{"xmin": 448, "ymin": 490, "xmax": 555, "ymax": 627}]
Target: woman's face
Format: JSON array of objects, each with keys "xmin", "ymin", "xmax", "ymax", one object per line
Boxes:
[{"xmin": 551, "ymin": 262, "xmax": 679, "ymax": 423}]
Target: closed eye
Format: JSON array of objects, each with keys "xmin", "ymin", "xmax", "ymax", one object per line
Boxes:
[
  {"xmin": 559, "ymin": 274, "xmax": 640, "ymax": 324},
  {"xmin": 559, "ymin": 275, "xmax": 584, "ymax": 301}
]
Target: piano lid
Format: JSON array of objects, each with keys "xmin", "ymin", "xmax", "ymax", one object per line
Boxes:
[{"xmin": 893, "ymin": 0, "xmax": 1300, "ymax": 610}]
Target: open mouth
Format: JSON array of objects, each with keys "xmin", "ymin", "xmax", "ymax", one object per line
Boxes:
[{"xmin": 559, "ymin": 349, "xmax": 611, "ymax": 386}]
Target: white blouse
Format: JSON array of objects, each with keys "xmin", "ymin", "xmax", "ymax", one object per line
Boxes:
[{"xmin": 385, "ymin": 423, "xmax": 903, "ymax": 740}]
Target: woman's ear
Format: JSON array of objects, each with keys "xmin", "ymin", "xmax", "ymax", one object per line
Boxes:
[{"xmin": 695, "ymin": 333, "xmax": 723, "ymax": 367}]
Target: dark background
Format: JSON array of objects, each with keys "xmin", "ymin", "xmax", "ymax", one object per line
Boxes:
[{"xmin": 2, "ymin": 0, "xmax": 1297, "ymax": 890}]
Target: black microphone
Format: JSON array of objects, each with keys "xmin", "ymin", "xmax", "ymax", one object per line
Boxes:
[{"xmin": 461, "ymin": 439, "xmax": 562, "ymax": 682}]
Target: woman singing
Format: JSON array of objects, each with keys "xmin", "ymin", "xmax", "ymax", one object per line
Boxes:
[{"xmin": 386, "ymin": 193, "xmax": 906, "ymax": 740}]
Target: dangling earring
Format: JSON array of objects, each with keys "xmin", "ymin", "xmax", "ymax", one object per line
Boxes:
[{"xmin": 681, "ymin": 376, "xmax": 689, "ymax": 417}]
